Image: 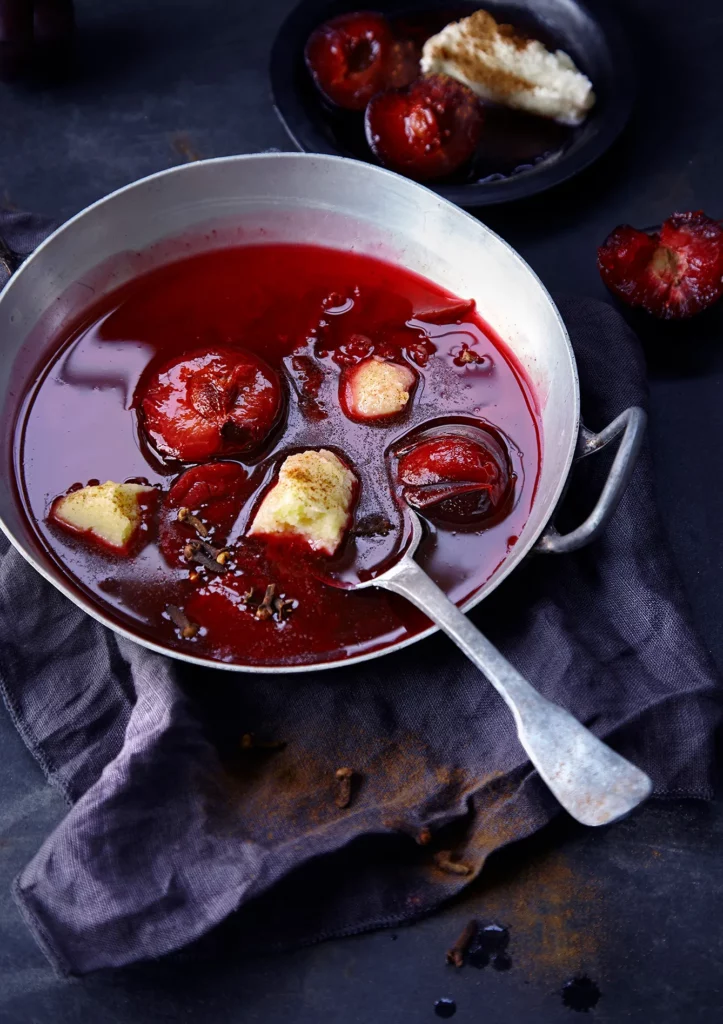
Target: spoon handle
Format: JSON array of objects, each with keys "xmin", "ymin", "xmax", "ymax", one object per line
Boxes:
[{"xmin": 375, "ymin": 556, "xmax": 652, "ymax": 826}]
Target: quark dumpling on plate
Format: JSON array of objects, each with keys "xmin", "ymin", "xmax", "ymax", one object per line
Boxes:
[
  {"xmin": 421, "ymin": 9, "xmax": 595, "ymax": 126},
  {"xmin": 248, "ymin": 449, "xmax": 357, "ymax": 556},
  {"xmin": 50, "ymin": 481, "xmax": 157, "ymax": 554}
]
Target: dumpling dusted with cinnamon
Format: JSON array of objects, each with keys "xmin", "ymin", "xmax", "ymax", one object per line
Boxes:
[
  {"xmin": 248, "ymin": 449, "xmax": 357, "ymax": 556},
  {"xmin": 50, "ymin": 481, "xmax": 157, "ymax": 555},
  {"xmin": 340, "ymin": 356, "xmax": 417, "ymax": 422},
  {"xmin": 421, "ymin": 9, "xmax": 595, "ymax": 126}
]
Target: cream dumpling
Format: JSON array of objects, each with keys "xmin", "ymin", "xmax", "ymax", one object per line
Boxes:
[
  {"xmin": 421, "ymin": 9, "xmax": 595, "ymax": 126},
  {"xmin": 50, "ymin": 481, "xmax": 157, "ymax": 554},
  {"xmin": 248, "ymin": 449, "xmax": 357, "ymax": 556},
  {"xmin": 340, "ymin": 356, "xmax": 417, "ymax": 422}
]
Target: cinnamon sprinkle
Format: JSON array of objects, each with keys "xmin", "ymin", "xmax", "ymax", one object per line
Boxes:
[{"xmin": 426, "ymin": 10, "xmax": 532, "ymax": 98}]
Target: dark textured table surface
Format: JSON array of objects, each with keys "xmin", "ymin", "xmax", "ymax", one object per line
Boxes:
[{"xmin": 1, "ymin": 0, "xmax": 722, "ymax": 1020}]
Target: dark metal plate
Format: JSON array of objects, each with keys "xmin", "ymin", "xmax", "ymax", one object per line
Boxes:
[{"xmin": 270, "ymin": 0, "xmax": 634, "ymax": 208}]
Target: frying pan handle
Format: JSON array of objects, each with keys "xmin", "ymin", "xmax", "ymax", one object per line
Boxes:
[{"xmin": 536, "ymin": 405, "xmax": 647, "ymax": 555}]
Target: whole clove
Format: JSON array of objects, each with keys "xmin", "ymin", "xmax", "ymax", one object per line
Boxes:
[
  {"xmin": 334, "ymin": 766, "xmax": 354, "ymax": 808},
  {"xmin": 177, "ymin": 507, "xmax": 209, "ymax": 537},
  {"xmin": 434, "ymin": 851, "xmax": 471, "ymax": 876},
  {"xmin": 183, "ymin": 538, "xmax": 231, "ymax": 566},
  {"xmin": 166, "ymin": 604, "xmax": 199, "ymax": 639},
  {"xmin": 189, "ymin": 548, "xmax": 229, "ymax": 575},
  {"xmin": 255, "ymin": 584, "xmax": 276, "ymax": 620},
  {"xmin": 244, "ymin": 583, "xmax": 295, "ymax": 621},
  {"xmin": 272, "ymin": 594, "xmax": 295, "ymax": 620},
  {"xmin": 446, "ymin": 919, "xmax": 478, "ymax": 968}
]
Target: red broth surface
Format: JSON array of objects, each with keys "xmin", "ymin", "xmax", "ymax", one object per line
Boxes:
[{"xmin": 15, "ymin": 243, "xmax": 541, "ymax": 667}]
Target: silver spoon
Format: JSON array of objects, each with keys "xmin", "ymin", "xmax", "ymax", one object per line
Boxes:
[{"xmin": 349, "ymin": 511, "xmax": 652, "ymax": 826}]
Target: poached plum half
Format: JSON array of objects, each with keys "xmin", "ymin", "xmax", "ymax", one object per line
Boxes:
[
  {"xmin": 158, "ymin": 461, "xmax": 250, "ymax": 567},
  {"xmin": 365, "ymin": 75, "xmax": 484, "ymax": 181},
  {"xmin": 304, "ymin": 11, "xmax": 418, "ymax": 111},
  {"xmin": 396, "ymin": 428, "xmax": 513, "ymax": 525},
  {"xmin": 139, "ymin": 347, "xmax": 283, "ymax": 462}
]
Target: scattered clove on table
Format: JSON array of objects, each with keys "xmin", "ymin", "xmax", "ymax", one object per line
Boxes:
[
  {"xmin": 434, "ymin": 851, "xmax": 472, "ymax": 876},
  {"xmin": 446, "ymin": 919, "xmax": 479, "ymax": 968},
  {"xmin": 334, "ymin": 766, "xmax": 355, "ymax": 808}
]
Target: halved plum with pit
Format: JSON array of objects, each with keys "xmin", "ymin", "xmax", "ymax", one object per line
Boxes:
[
  {"xmin": 365, "ymin": 75, "xmax": 484, "ymax": 181},
  {"xmin": 158, "ymin": 461, "xmax": 248, "ymax": 567},
  {"xmin": 397, "ymin": 429, "xmax": 512, "ymax": 525},
  {"xmin": 305, "ymin": 12, "xmax": 399, "ymax": 111},
  {"xmin": 597, "ymin": 211, "xmax": 723, "ymax": 319},
  {"xmin": 139, "ymin": 348, "xmax": 283, "ymax": 463}
]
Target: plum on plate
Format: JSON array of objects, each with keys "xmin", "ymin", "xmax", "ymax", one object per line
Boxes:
[
  {"xmin": 305, "ymin": 11, "xmax": 415, "ymax": 111},
  {"xmin": 365, "ymin": 74, "xmax": 484, "ymax": 181},
  {"xmin": 139, "ymin": 348, "xmax": 283, "ymax": 462}
]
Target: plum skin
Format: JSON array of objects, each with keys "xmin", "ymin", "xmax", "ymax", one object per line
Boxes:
[
  {"xmin": 396, "ymin": 430, "xmax": 512, "ymax": 525},
  {"xmin": 139, "ymin": 348, "xmax": 283, "ymax": 463}
]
